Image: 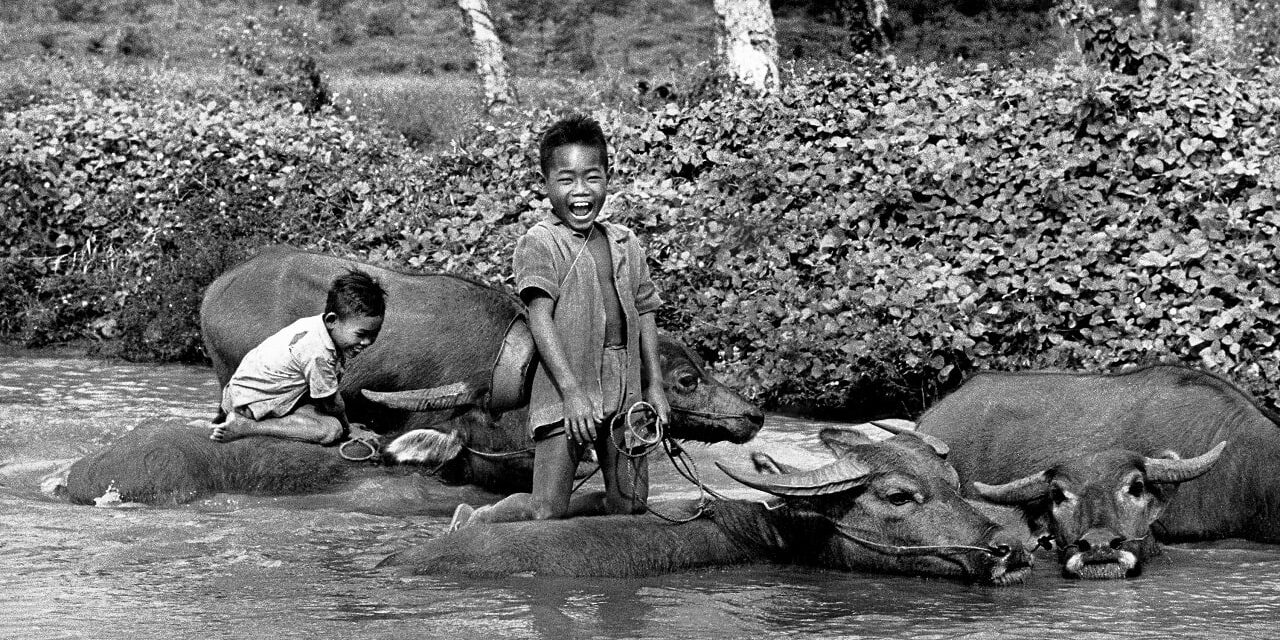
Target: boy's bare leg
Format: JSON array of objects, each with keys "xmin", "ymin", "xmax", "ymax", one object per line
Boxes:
[
  {"xmin": 209, "ymin": 404, "xmax": 343, "ymax": 444},
  {"xmin": 597, "ymin": 416, "xmax": 649, "ymax": 515},
  {"xmin": 458, "ymin": 428, "xmax": 580, "ymax": 527}
]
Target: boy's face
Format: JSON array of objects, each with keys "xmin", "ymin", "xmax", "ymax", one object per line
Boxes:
[
  {"xmin": 324, "ymin": 312, "xmax": 383, "ymax": 362},
  {"xmin": 545, "ymin": 143, "xmax": 608, "ymax": 233}
]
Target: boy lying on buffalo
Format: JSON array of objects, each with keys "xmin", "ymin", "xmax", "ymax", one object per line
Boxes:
[{"xmin": 209, "ymin": 269, "xmax": 385, "ymax": 452}]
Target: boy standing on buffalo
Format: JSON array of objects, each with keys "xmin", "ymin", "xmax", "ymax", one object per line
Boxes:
[
  {"xmin": 452, "ymin": 114, "xmax": 670, "ymax": 527},
  {"xmin": 210, "ymin": 270, "xmax": 385, "ymax": 448}
]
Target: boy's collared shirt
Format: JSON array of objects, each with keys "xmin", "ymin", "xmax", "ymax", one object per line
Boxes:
[
  {"xmin": 514, "ymin": 216, "xmax": 663, "ymax": 433},
  {"xmin": 223, "ymin": 314, "xmax": 342, "ymax": 420}
]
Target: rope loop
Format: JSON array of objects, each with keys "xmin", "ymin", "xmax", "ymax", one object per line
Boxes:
[{"xmin": 609, "ymin": 401, "xmax": 664, "ymax": 458}]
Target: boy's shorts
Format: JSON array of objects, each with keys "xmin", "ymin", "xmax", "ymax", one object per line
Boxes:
[
  {"xmin": 219, "ymin": 384, "xmax": 308, "ymax": 421},
  {"xmin": 533, "ymin": 346, "xmax": 628, "ymax": 441},
  {"xmin": 219, "ymin": 385, "xmax": 255, "ymax": 420}
]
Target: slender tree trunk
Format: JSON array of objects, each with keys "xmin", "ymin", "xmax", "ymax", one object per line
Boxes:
[
  {"xmin": 457, "ymin": 0, "xmax": 514, "ymax": 110},
  {"xmin": 711, "ymin": 0, "xmax": 779, "ymax": 94},
  {"xmin": 836, "ymin": 0, "xmax": 890, "ymax": 58},
  {"xmin": 1194, "ymin": 0, "xmax": 1236, "ymax": 61},
  {"xmin": 1137, "ymin": 0, "xmax": 1158, "ymax": 32}
]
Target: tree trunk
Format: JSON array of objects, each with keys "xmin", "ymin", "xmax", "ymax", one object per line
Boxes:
[
  {"xmin": 712, "ymin": 0, "xmax": 779, "ymax": 94},
  {"xmin": 457, "ymin": 0, "xmax": 514, "ymax": 110},
  {"xmin": 1137, "ymin": 0, "xmax": 1158, "ymax": 32},
  {"xmin": 1194, "ymin": 0, "xmax": 1236, "ymax": 61},
  {"xmin": 836, "ymin": 0, "xmax": 890, "ymax": 58}
]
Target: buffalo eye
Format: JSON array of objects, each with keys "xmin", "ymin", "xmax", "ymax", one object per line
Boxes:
[
  {"xmin": 674, "ymin": 372, "xmax": 699, "ymax": 392},
  {"xmin": 1128, "ymin": 480, "xmax": 1145, "ymax": 497},
  {"xmin": 885, "ymin": 491, "xmax": 917, "ymax": 507},
  {"xmin": 1051, "ymin": 486, "xmax": 1068, "ymax": 505}
]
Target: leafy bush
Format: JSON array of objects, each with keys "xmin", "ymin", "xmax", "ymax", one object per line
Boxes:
[
  {"xmin": 4, "ymin": 18, "xmax": 1279, "ymax": 415},
  {"xmin": 0, "ymin": 93, "xmax": 396, "ymax": 358}
]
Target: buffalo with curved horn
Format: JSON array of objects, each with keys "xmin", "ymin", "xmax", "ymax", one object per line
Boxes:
[
  {"xmin": 971, "ymin": 442, "xmax": 1226, "ymax": 579},
  {"xmin": 377, "ymin": 425, "xmax": 1035, "ymax": 584},
  {"xmin": 907, "ymin": 363, "xmax": 1280, "ymax": 579},
  {"xmin": 822, "ymin": 416, "xmax": 1230, "ymax": 579}
]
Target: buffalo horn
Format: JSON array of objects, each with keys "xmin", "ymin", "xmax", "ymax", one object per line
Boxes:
[
  {"xmin": 361, "ymin": 381, "xmax": 487, "ymax": 412},
  {"xmin": 716, "ymin": 457, "xmax": 871, "ymax": 497},
  {"xmin": 869, "ymin": 420, "xmax": 950, "ymax": 458},
  {"xmin": 1145, "ymin": 441, "xmax": 1227, "ymax": 484},
  {"xmin": 972, "ymin": 473, "xmax": 1050, "ymax": 505}
]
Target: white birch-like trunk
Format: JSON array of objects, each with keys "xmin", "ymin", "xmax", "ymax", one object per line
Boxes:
[
  {"xmin": 1137, "ymin": 0, "xmax": 1158, "ymax": 31},
  {"xmin": 1194, "ymin": 0, "xmax": 1236, "ymax": 61},
  {"xmin": 457, "ymin": 0, "xmax": 514, "ymax": 109},
  {"xmin": 712, "ymin": 0, "xmax": 779, "ymax": 94}
]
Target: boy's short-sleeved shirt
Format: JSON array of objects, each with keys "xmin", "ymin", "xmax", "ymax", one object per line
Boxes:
[
  {"xmin": 513, "ymin": 217, "xmax": 663, "ymax": 434},
  {"xmin": 223, "ymin": 314, "xmax": 342, "ymax": 420}
]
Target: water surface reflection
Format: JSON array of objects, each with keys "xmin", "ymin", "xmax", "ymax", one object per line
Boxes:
[{"xmin": 1, "ymin": 355, "xmax": 1277, "ymax": 639}]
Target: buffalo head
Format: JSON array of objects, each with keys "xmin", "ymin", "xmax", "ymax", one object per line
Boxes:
[
  {"xmin": 657, "ymin": 338, "xmax": 763, "ymax": 444},
  {"xmin": 719, "ymin": 425, "xmax": 1034, "ymax": 585},
  {"xmin": 973, "ymin": 441, "xmax": 1226, "ymax": 579}
]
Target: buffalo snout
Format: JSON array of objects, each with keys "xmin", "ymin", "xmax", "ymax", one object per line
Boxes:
[{"xmin": 1074, "ymin": 528, "xmax": 1128, "ymax": 554}]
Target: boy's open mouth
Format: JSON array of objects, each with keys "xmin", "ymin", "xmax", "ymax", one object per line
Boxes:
[{"xmin": 569, "ymin": 202, "xmax": 594, "ymax": 217}]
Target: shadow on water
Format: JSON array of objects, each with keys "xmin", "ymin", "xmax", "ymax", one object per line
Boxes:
[{"xmin": 2, "ymin": 354, "xmax": 1280, "ymax": 639}]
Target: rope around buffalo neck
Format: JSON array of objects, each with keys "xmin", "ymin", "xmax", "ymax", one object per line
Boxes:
[
  {"xmin": 834, "ymin": 524, "xmax": 1008, "ymax": 557},
  {"xmin": 461, "ymin": 444, "xmax": 535, "ymax": 459},
  {"xmin": 668, "ymin": 406, "xmax": 750, "ymax": 419}
]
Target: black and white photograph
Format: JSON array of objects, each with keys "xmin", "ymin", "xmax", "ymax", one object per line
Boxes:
[{"xmin": 2, "ymin": 0, "xmax": 1278, "ymax": 637}]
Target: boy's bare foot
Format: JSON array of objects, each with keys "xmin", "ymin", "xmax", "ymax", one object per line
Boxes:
[
  {"xmin": 448, "ymin": 503, "xmax": 475, "ymax": 532},
  {"xmin": 209, "ymin": 416, "xmax": 248, "ymax": 443}
]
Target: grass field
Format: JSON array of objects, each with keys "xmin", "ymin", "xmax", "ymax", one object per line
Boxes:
[{"xmin": 0, "ymin": 0, "xmax": 1072, "ymax": 146}]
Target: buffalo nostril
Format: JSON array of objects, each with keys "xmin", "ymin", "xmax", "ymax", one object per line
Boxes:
[
  {"xmin": 1076, "ymin": 539, "xmax": 1092, "ymax": 552},
  {"xmin": 990, "ymin": 544, "xmax": 1011, "ymax": 558},
  {"xmin": 1110, "ymin": 537, "xmax": 1126, "ymax": 549}
]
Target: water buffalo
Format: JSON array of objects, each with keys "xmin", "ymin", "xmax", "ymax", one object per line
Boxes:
[
  {"xmin": 377, "ymin": 426, "xmax": 1035, "ymax": 584},
  {"xmin": 916, "ymin": 364, "xmax": 1270, "ymax": 578},
  {"xmin": 64, "ymin": 246, "xmax": 762, "ymax": 506},
  {"xmin": 971, "ymin": 443, "xmax": 1224, "ymax": 579}
]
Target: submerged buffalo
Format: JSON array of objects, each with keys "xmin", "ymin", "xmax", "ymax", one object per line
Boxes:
[
  {"xmin": 971, "ymin": 443, "xmax": 1224, "ymax": 579},
  {"xmin": 64, "ymin": 247, "xmax": 763, "ymax": 505},
  {"xmin": 378, "ymin": 424, "xmax": 1035, "ymax": 584},
  {"xmin": 917, "ymin": 364, "xmax": 1269, "ymax": 578}
]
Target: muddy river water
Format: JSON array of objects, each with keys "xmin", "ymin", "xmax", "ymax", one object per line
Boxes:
[{"xmin": 1, "ymin": 354, "xmax": 1278, "ymax": 639}]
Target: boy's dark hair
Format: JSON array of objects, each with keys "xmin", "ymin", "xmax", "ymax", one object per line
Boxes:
[
  {"xmin": 539, "ymin": 114, "xmax": 609, "ymax": 177},
  {"xmin": 325, "ymin": 269, "xmax": 386, "ymax": 319}
]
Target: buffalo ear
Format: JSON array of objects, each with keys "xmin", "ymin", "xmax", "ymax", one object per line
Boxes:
[
  {"xmin": 818, "ymin": 427, "xmax": 873, "ymax": 456},
  {"xmin": 750, "ymin": 451, "xmax": 800, "ymax": 475}
]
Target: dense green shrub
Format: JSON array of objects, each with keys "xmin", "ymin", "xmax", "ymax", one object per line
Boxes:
[
  {"xmin": 1, "ymin": 93, "xmax": 397, "ymax": 354},
  {"xmin": 4, "ymin": 27, "xmax": 1279, "ymax": 415}
]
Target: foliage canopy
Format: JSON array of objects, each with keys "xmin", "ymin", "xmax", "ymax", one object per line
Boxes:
[{"xmin": 3, "ymin": 15, "xmax": 1279, "ymax": 415}]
